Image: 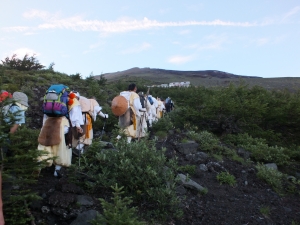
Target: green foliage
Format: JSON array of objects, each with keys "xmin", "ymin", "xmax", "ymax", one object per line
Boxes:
[
  {"xmin": 216, "ymin": 172, "xmax": 236, "ymax": 187},
  {"xmin": 259, "ymin": 206, "xmax": 270, "ymax": 216},
  {"xmin": 256, "ymin": 163, "xmax": 284, "ymax": 193},
  {"xmin": 199, "ymin": 187, "xmax": 208, "ymax": 195},
  {"xmin": 91, "ymin": 184, "xmax": 145, "ymax": 225},
  {"xmin": 152, "ymin": 114, "xmax": 174, "ymax": 133},
  {"xmin": 224, "ymin": 133, "xmax": 290, "ymax": 165},
  {"xmin": 178, "ymin": 165, "xmax": 196, "ymax": 175},
  {"xmin": 1, "ymin": 54, "xmax": 45, "ymax": 71},
  {"xmin": 71, "ymin": 139, "xmax": 181, "ymax": 220},
  {"xmin": 187, "ymin": 130, "xmax": 220, "ymax": 152}
]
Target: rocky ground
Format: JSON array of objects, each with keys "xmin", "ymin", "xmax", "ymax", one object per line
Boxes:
[{"xmin": 26, "ymin": 131, "xmax": 300, "ymax": 225}]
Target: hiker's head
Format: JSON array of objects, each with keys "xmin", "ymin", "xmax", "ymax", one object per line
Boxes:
[
  {"xmin": 13, "ymin": 92, "xmax": 29, "ymax": 110},
  {"xmin": 128, "ymin": 83, "xmax": 137, "ymax": 92}
]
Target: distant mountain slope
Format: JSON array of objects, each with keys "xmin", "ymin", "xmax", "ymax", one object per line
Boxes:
[
  {"xmin": 95, "ymin": 67, "xmax": 260, "ymax": 80},
  {"xmin": 93, "ymin": 67, "xmax": 300, "ymax": 91}
]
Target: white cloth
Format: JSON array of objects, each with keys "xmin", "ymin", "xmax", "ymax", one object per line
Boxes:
[
  {"xmin": 120, "ymin": 91, "xmax": 142, "ymax": 117},
  {"xmin": 93, "ymin": 105, "xmax": 102, "ymax": 121},
  {"xmin": 69, "ymin": 105, "xmax": 84, "ymax": 127}
]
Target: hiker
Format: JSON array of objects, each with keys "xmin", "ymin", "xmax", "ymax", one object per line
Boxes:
[
  {"xmin": 165, "ymin": 97, "xmax": 172, "ymax": 113},
  {"xmin": 37, "ymin": 87, "xmax": 84, "ymax": 177},
  {"xmin": 73, "ymin": 92, "xmax": 108, "ymax": 154},
  {"xmin": 147, "ymin": 95, "xmax": 158, "ymax": 127},
  {"xmin": 136, "ymin": 92, "xmax": 148, "ymax": 139},
  {"xmin": 156, "ymin": 97, "xmax": 165, "ymax": 119},
  {"xmin": 0, "ymin": 91, "xmax": 29, "ymax": 225},
  {"xmin": 112, "ymin": 83, "xmax": 146, "ymax": 143}
]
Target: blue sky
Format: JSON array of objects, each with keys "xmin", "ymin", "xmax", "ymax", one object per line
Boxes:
[{"xmin": 1, "ymin": 1, "xmax": 300, "ymax": 78}]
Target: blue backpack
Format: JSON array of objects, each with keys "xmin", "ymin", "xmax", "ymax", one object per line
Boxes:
[
  {"xmin": 148, "ymin": 96, "xmax": 154, "ymax": 105},
  {"xmin": 42, "ymin": 84, "xmax": 69, "ymax": 117}
]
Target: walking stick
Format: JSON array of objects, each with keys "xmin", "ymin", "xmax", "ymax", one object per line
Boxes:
[{"xmin": 99, "ymin": 116, "xmax": 107, "ymax": 141}]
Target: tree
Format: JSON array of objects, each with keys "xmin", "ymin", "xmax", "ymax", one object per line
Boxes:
[
  {"xmin": 1, "ymin": 54, "xmax": 45, "ymax": 71},
  {"xmin": 98, "ymin": 74, "xmax": 107, "ymax": 86}
]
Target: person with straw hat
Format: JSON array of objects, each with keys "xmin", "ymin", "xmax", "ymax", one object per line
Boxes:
[{"xmin": 112, "ymin": 83, "xmax": 146, "ymax": 143}]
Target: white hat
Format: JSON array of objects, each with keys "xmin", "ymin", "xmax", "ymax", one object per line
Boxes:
[{"xmin": 13, "ymin": 92, "xmax": 29, "ymax": 107}]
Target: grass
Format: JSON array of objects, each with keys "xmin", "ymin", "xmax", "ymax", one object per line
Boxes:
[{"xmin": 259, "ymin": 206, "xmax": 270, "ymax": 216}]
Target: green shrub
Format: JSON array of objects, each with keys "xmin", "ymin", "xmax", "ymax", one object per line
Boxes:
[
  {"xmin": 91, "ymin": 184, "xmax": 145, "ymax": 225},
  {"xmin": 71, "ymin": 138, "xmax": 181, "ymax": 220},
  {"xmin": 259, "ymin": 206, "xmax": 270, "ymax": 216},
  {"xmin": 178, "ymin": 165, "xmax": 196, "ymax": 175},
  {"xmin": 224, "ymin": 133, "xmax": 290, "ymax": 165},
  {"xmin": 187, "ymin": 130, "xmax": 220, "ymax": 152},
  {"xmin": 256, "ymin": 163, "xmax": 284, "ymax": 193},
  {"xmin": 152, "ymin": 114, "xmax": 174, "ymax": 133},
  {"xmin": 216, "ymin": 172, "xmax": 236, "ymax": 187}
]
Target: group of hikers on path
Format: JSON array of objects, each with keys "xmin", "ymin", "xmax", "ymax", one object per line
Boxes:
[{"xmin": 0, "ymin": 82, "xmax": 173, "ymax": 224}]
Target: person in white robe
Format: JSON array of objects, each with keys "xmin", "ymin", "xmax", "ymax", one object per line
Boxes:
[
  {"xmin": 37, "ymin": 94, "xmax": 84, "ymax": 177},
  {"xmin": 74, "ymin": 92, "xmax": 108, "ymax": 153},
  {"xmin": 156, "ymin": 97, "xmax": 165, "ymax": 119},
  {"xmin": 117, "ymin": 83, "xmax": 146, "ymax": 143},
  {"xmin": 147, "ymin": 95, "xmax": 158, "ymax": 127}
]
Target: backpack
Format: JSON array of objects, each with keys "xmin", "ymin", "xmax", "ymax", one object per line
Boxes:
[
  {"xmin": 165, "ymin": 97, "xmax": 171, "ymax": 104},
  {"xmin": 140, "ymin": 95, "xmax": 145, "ymax": 108},
  {"xmin": 148, "ymin": 96, "xmax": 154, "ymax": 105},
  {"xmin": 42, "ymin": 84, "xmax": 69, "ymax": 117}
]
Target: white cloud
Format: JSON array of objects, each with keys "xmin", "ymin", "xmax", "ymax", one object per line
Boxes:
[
  {"xmin": 23, "ymin": 9, "xmax": 52, "ymax": 20},
  {"xmin": 120, "ymin": 42, "xmax": 151, "ymax": 54},
  {"xmin": 10, "ymin": 48, "xmax": 40, "ymax": 57},
  {"xmin": 168, "ymin": 55, "xmax": 194, "ymax": 64},
  {"xmin": 282, "ymin": 6, "xmax": 300, "ymax": 21},
  {"xmin": 3, "ymin": 9, "xmax": 261, "ymax": 35}
]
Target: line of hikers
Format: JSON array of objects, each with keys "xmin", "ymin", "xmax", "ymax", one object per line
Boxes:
[
  {"xmin": 112, "ymin": 83, "xmax": 173, "ymax": 143},
  {"xmin": 0, "ymin": 83, "xmax": 172, "ymax": 224}
]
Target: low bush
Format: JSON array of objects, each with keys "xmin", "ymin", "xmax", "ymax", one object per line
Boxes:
[
  {"xmin": 187, "ymin": 130, "xmax": 220, "ymax": 152},
  {"xmin": 91, "ymin": 184, "xmax": 145, "ymax": 225},
  {"xmin": 224, "ymin": 133, "xmax": 290, "ymax": 165},
  {"xmin": 216, "ymin": 171, "xmax": 236, "ymax": 187},
  {"xmin": 71, "ymin": 138, "xmax": 181, "ymax": 221},
  {"xmin": 256, "ymin": 163, "xmax": 284, "ymax": 193}
]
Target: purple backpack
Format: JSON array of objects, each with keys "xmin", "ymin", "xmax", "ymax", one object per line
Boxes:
[{"xmin": 42, "ymin": 84, "xmax": 69, "ymax": 117}]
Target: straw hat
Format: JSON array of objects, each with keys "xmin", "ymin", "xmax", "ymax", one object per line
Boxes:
[{"xmin": 111, "ymin": 95, "xmax": 128, "ymax": 116}]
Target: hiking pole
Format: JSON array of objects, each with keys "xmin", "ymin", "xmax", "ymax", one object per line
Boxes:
[{"xmin": 99, "ymin": 116, "xmax": 107, "ymax": 141}]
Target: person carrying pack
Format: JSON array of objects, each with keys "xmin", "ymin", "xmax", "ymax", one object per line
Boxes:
[
  {"xmin": 37, "ymin": 85, "xmax": 84, "ymax": 177},
  {"xmin": 112, "ymin": 83, "xmax": 146, "ymax": 143},
  {"xmin": 0, "ymin": 91, "xmax": 28, "ymax": 225},
  {"xmin": 73, "ymin": 92, "xmax": 108, "ymax": 155},
  {"xmin": 165, "ymin": 97, "xmax": 171, "ymax": 113}
]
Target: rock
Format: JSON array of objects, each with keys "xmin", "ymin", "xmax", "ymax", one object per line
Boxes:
[
  {"xmin": 60, "ymin": 183, "xmax": 84, "ymax": 194},
  {"xmin": 41, "ymin": 206, "xmax": 50, "ymax": 214},
  {"xmin": 206, "ymin": 162, "xmax": 225, "ymax": 173},
  {"xmin": 177, "ymin": 174, "xmax": 205, "ymax": 191},
  {"xmin": 176, "ymin": 185, "xmax": 187, "ymax": 195},
  {"xmin": 237, "ymin": 148, "xmax": 251, "ymax": 159},
  {"xmin": 199, "ymin": 164, "xmax": 208, "ymax": 171},
  {"xmin": 176, "ymin": 141, "xmax": 199, "ymax": 155},
  {"xmin": 48, "ymin": 192, "xmax": 76, "ymax": 208},
  {"xmin": 77, "ymin": 195, "xmax": 94, "ymax": 206},
  {"xmin": 70, "ymin": 210, "xmax": 99, "ymax": 225},
  {"xmin": 264, "ymin": 163, "xmax": 278, "ymax": 170}
]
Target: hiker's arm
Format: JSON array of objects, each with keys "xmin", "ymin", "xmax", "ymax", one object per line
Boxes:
[{"xmin": 10, "ymin": 124, "xmax": 19, "ymax": 134}]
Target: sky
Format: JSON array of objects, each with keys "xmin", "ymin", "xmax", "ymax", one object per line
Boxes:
[{"xmin": 1, "ymin": 1, "xmax": 300, "ymax": 78}]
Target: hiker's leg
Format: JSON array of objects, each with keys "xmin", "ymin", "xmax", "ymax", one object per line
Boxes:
[{"xmin": 54, "ymin": 165, "xmax": 62, "ymax": 177}]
